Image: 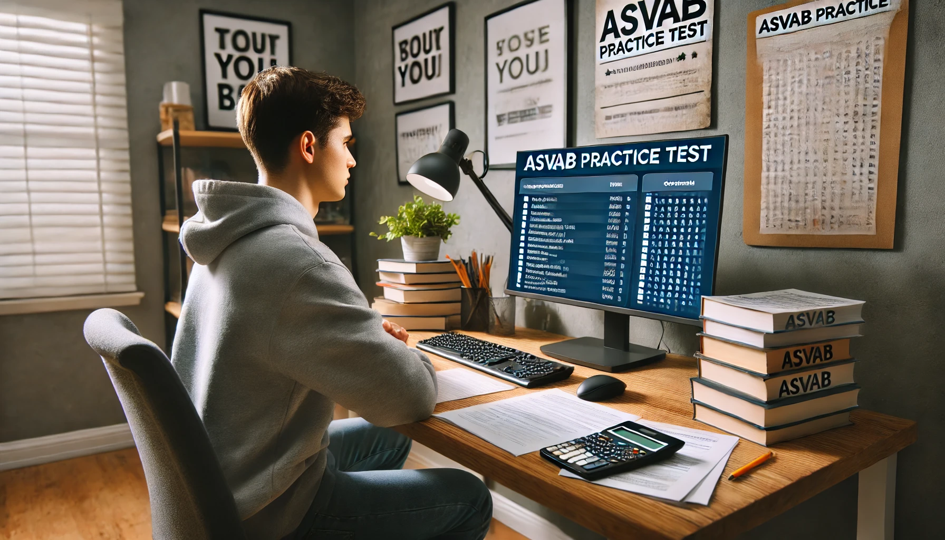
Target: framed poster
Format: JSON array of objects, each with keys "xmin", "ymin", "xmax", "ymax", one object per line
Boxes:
[
  {"xmin": 485, "ymin": 0, "xmax": 573, "ymax": 168},
  {"xmin": 200, "ymin": 10, "xmax": 292, "ymax": 130},
  {"xmin": 594, "ymin": 0, "xmax": 714, "ymax": 138},
  {"xmin": 395, "ymin": 102, "xmax": 455, "ymax": 185},
  {"xmin": 743, "ymin": 0, "xmax": 908, "ymax": 249},
  {"xmin": 392, "ymin": 3, "xmax": 455, "ymax": 105}
]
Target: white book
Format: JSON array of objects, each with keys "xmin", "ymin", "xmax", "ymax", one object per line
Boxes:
[
  {"xmin": 377, "ymin": 271, "xmax": 460, "ymax": 284},
  {"xmin": 702, "ymin": 289, "xmax": 864, "ymax": 333},
  {"xmin": 377, "ymin": 259, "xmax": 453, "ymax": 273},
  {"xmin": 703, "ymin": 319, "xmax": 862, "ymax": 349},
  {"xmin": 383, "ymin": 287, "xmax": 461, "ymax": 304}
]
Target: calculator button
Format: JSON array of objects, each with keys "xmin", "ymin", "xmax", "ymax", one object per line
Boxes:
[
  {"xmin": 575, "ymin": 459, "xmax": 587, "ymax": 466},
  {"xmin": 552, "ymin": 451, "xmax": 562, "ymax": 456},
  {"xmin": 608, "ymin": 458, "xmax": 622, "ymax": 463},
  {"xmin": 544, "ymin": 446, "xmax": 557, "ymax": 452},
  {"xmin": 583, "ymin": 457, "xmax": 599, "ymax": 465},
  {"xmin": 583, "ymin": 461, "xmax": 606, "ymax": 470},
  {"xmin": 560, "ymin": 450, "xmax": 583, "ymax": 460}
]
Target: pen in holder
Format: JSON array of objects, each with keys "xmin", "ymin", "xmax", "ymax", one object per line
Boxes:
[
  {"xmin": 488, "ymin": 295, "xmax": 516, "ymax": 336},
  {"xmin": 461, "ymin": 287, "xmax": 489, "ymax": 331}
]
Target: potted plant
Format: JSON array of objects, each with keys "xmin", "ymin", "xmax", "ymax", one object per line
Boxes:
[{"xmin": 371, "ymin": 196, "xmax": 460, "ymax": 261}]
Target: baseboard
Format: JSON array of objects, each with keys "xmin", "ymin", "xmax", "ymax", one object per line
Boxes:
[
  {"xmin": 490, "ymin": 490, "xmax": 574, "ymax": 540},
  {"xmin": 0, "ymin": 423, "xmax": 135, "ymax": 471},
  {"xmin": 406, "ymin": 443, "xmax": 572, "ymax": 540}
]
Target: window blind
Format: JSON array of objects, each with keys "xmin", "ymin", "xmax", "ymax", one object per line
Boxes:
[{"xmin": 0, "ymin": 0, "xmax": 135, "ymax": 300}]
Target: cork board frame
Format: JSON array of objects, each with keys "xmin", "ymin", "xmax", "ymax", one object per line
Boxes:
[{"xmin": 743, "ymin": 0, "xmax": 908, "ymax": 249}]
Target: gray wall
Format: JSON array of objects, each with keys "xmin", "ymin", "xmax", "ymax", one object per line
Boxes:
[
  {"xmin": 0, "ymin": 0, "xmax": 355, "ymax": 442},
  {"xmin": 352, "ymin": 0, "xmax": 942, "ymax": 538}
]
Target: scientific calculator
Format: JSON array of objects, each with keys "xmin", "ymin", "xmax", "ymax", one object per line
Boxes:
[{"xmin": 540, "ymin": 420, "xmax": 685, "ymax": 481}]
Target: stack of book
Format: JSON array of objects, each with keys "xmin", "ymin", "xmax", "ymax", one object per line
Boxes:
[
  {"xmin": 371, "ymin": 259, "xmax": 462, "ymax": 331},
  {"xmin": 692, "ymin": 289, "xmax": 865, "ymax": 446}
]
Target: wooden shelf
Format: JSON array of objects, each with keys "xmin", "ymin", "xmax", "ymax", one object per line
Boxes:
[
  {"xmin": 162, "ymin": 213, "xmax": 353, "ymax": 235},
  {"xmin": 165, "ymin": 301, "xmax": 181, "ymax": 318},
  {"xmin": 314, "ymin": 223, "xmax": 355, "ymax": 235},
  {"xmin": 156, "ymin": 129, "xmax": 246, "ymax": 149}
]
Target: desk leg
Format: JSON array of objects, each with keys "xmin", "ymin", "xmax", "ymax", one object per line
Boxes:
[{"xmin": 857, "ymin": 454, "xmax": 897, "ymax": 540}]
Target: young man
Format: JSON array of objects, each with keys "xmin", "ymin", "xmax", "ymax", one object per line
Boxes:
[{"xmin": 172, "ymin": 67, "xmax": 492, "ymax": 540}]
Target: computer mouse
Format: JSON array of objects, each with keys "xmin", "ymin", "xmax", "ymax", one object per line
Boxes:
[{"xmin": 576, "ymin": 375, "xmax": 627, "ymax": 402}]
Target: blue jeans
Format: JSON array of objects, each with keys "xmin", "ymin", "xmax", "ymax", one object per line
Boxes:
[{"xmin": 294, "ymin": 418, "xmax": 493, "ymax": 540}]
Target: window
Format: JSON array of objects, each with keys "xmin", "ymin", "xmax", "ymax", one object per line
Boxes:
[{"xmin": 0, "ymin": 0, "xmax": 135, "ymax": 300}]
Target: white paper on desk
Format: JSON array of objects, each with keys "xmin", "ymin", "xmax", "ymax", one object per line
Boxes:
[
  {"xmin": 682, "ymin": 446, "xmax": 734, "ymax": 505},
  {"xmin": 560, "ymin": 420, "xmax": 738, "ymax": 503},
  {"xmin": 434, "ymin": 389, "xmax": 639, "ymax": 456},
  {"xmin": 435, "ymin": 369, "xmax": 514, "ymax": 403}
]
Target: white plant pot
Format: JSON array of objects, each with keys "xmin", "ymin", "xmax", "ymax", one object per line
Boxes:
[{"xmin": 401, "ymin": 236, "xmax": 442, "ymax": 261}]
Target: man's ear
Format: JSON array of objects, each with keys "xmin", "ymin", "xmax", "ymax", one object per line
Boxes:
[{"xmin": 299, "ymin": 131, "xmax": 317, "ymax": 164}]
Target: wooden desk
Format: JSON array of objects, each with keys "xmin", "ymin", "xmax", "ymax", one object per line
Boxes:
[{"xmin": 396, "ymin": 328, "xmax": 916, "ymax": 540}]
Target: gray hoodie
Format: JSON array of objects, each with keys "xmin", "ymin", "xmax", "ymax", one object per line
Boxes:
[{"xmin": 172, "ymin": 180, "xmax": 437, "ymax": 540}]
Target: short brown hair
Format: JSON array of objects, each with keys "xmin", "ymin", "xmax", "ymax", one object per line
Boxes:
[{"xmin": 237, "ymin": 67, "xmax": 365, "ymax": 173}]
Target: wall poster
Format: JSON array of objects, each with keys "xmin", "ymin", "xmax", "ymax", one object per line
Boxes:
[
  {"xmin": 485, "ymin": 0, "xmax": 572, "ymax": 168},
  {"xmin": 395, "ymin": 102, "xmax": 455, "ymax": 185},
  {"xmin": 392, "ymin": 3, "xmax": 455, "ymax": 105},
  {"xmin": 200, "ymin": 10, "xmax": 292, "ymax": 130},
  {"xmin": 594, "ymin": 0, "xmax": 714, "ymax": 138},
  {"xmin": 744, "ymin": 0, "xmax": 908, "ymax": 249}
]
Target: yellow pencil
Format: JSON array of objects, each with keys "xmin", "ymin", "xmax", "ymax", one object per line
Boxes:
[{"xmin": 728, "ymin": 451, "xmax": 774, "ymax": 480}]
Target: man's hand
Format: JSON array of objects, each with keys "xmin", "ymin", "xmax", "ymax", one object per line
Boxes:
[{"xmin": 382, "ymin": 319, "xmax": 409, "ymax": 344}]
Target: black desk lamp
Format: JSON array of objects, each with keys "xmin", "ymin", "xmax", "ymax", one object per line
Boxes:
[{"xmin": 406, "ymin": 129, "xmax": 512, "ymax": 232}]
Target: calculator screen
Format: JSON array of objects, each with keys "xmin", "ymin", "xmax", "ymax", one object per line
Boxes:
[
  {"xmin": 609, "ymin": 427, "xmax": 667, "ymax": 452},
  {"xmin": 508, "ymin": 136, "xmax": 726, "ymax": 321}
]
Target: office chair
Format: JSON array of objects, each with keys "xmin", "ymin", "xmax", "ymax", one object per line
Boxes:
[{"xmin": 83, "ymin": 308, "xmax": 247, "ymax": 540}]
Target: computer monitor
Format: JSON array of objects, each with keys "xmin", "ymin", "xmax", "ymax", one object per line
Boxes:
[{"xmin": 505, "ymin": 135, "xmax": 728, "ymax": 372}]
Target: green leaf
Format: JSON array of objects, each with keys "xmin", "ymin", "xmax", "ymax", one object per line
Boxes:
[{"xmin": 370, "ymin": 195, "xmax": 460, "ymax": 242}]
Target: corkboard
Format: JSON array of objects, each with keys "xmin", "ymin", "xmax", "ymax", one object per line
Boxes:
[{"xmin": 743, "ymin": 0, "xmax": 908, "ymax": 249}]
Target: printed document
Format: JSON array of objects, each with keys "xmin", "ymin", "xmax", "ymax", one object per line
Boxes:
[
  {"xmin": 683, "ymin": 446, "xmax": 734, "ymax": 505},
  {"xmin": 560, "ymin": 420, "xmax": 738, "ymax": 503},
  {"xmin": 435, "ymin": 369, "xmax": 514, "ymax": 404},
  {"xmin": 434, "ymin": 389, "xmax": 639, "ymax": 456}
]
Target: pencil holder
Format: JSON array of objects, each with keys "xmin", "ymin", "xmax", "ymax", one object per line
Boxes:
[
  {"xmin": 460, "ymin": 287, "xmax": 489, "ymax": 332},
  {"xmin": 488, "ymin": 296, "xmax": 516, "ymax": 336}
]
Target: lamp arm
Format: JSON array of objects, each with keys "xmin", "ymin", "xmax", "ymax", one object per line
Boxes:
[{"xmin": 460, "ymin": 158, "xmax": 512, "ymax": 232}]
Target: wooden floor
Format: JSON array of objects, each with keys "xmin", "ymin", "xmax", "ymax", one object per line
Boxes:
[{"xmin": 0, "ymin": 449, "xmax": 526, "ymax": 539}]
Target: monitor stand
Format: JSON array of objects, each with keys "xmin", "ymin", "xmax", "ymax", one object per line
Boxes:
[{"xmin": 540, "ymin": 311, "xmax": 666, "ymax": 372}]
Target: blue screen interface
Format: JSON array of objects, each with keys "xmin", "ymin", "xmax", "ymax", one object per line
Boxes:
[{"xmin": 506, "ymin": 136, "xmax": 726, "ymax": 321}]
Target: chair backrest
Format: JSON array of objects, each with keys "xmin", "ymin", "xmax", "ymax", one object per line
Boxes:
[{"xmin": 83, "ymin": 308, "xmax": 246, "ymax": 540}]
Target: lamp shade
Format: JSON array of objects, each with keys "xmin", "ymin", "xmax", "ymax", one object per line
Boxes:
[{"xmin": 406, "ymin": 129, "xmax": 470, "ymax": 201}]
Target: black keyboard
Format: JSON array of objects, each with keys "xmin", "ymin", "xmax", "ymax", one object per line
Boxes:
[{"xmin": 416, "ymin": 332, "xmax": 573, "ymax": 388}]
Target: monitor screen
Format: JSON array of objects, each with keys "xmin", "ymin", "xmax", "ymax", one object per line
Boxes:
[{"xmin": 505, "ymin": 135, "xmax": 727, "ymax": 324}]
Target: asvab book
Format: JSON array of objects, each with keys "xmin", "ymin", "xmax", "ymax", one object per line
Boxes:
[
  {"xmin": 690, "ymin": 377, "xmax": 859, "ymax": 428},
  {"xmin": 697, "ymin": 355, "xmax": 856, "ymax": 401},
  {"xmin": 693, "ymin": 404, "xmax": 853, "ymax": 446},
  {"xmin": 702, "ymin": 289, "xmax": 864, "ymax": 333},
  {"xmin": 699, "ymin": 335, "xmax": 852, "ymax": 375},
  {"xmin": 703, "ymin": 319, "xmax": 862, "ymax": 349}
]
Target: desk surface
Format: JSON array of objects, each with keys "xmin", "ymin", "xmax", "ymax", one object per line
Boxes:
[{"xmin": 396, "ymin": 328, "xmax": 916, "ymax": 540}]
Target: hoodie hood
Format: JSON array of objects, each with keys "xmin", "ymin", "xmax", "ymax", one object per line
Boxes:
[{"xmin": 180, "ymin": 180, "xmax": 318, "ymax": 265}]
